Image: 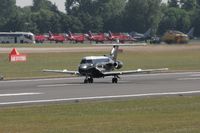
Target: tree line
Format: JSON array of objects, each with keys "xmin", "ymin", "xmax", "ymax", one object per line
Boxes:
[{"xmin": 0, "ymin": 0, "xmax": 200, "ymax": 36}]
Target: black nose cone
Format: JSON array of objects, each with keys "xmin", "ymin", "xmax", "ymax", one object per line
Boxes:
[{"xmin": 78, "ymin": 64, "xmax": 92, "ymax": 74}]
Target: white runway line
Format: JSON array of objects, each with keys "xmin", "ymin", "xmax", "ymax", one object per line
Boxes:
[
  {"xmin": 0, "ymin": 77, "xmax": 83, "ymax": 83},
  {"xmin": 177, "ymin": 77, "xmax": 200, "ymax": 81},
  {"xmin": 190, "ymin": 74, "xmax": 200, "ymax": 77},
  {"xmin": 0, "ymin": 90, "xmax": 200, "ymax": 105},
  {"xmin": 38, "ymin": 84, "xmax": 79, "ymax": 87},
  {"xmin": 0, "ymin": 92, "xmax": 43, "ymax": 97}
]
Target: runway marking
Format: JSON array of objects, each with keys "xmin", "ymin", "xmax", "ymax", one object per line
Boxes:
[
  {"xmin": 0, "ymin": 90, "xmax": 200, "ymax": 105},
  {"xmin": 38, "ymin": 84, "xmax": 79, "ymax": 87},
  {"xmin": 190, "ymin": 74, "xmax": 200, "ymax": 77},
  {"xmin": 0, "ymin": 77, "xmax": 83, "ymax": 83},
  {"xmin": 0, "ymin": 92, "xmax": 43, "ymax": 97},
  {"xmin": 178, "ymin": 77, "xmax": 200, "ymax": 81}
]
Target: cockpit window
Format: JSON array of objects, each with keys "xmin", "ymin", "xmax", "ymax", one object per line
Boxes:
[
  {"xmin": 93, "ymin": 58, "xmax": 109, "ymax": 64},
  {"xmin": 80, "ymin": 59, "xmax": 93, "ymax": 64},
  {"xmin": 80, "ymin": 58, "xmax": 109, "ymax": 64}
]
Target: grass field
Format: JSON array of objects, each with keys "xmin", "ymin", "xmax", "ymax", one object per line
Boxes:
[
  {"xmin": 0, "ymin": 44, "xmax": 200, "ymax": 133},
  {"xmin": 0, "ymin": 96, "xmax": 200, "ymax": 133},
  {"xmin": 0, "ymin": 44, "xmax": 200, "ymax": 79}
]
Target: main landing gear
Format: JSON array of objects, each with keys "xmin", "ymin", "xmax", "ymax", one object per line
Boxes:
[
  {"xmin": 83, "ymin": 76, "xmax": 119, "ymax": 84},
  {"xmin": 84, "ymin": 77, "xmax": 93, "ymax": 83},
  {"xmin": 112, "ymin": 77, "xmax": 118, "ymax": 83},
  {"xmin": 112, "ymin": 76, "xmax": 119, "ymax": 83}
]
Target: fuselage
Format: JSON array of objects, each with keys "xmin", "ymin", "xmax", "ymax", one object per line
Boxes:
[{"xmin": 78, "ymin": 56, "xmax": 115, "ymax": 78}]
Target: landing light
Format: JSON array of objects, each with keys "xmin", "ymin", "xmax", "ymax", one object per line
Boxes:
[{"xmin": 83, "ymin": 65, "xmax": 87, "ymax": 69}]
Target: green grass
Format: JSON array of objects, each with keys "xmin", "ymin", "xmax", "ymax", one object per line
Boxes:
[
  {"xmin": 0, "ymin": 47, "xmax": 200, "ymax": 79},
  {"xmin": 0, "ymin": 45, "xmax": 200, "ymax": 132},
  {"xmin": 121, "ymin": 49, "xmax": 200, "ymax": 70},
  {"xmin": 0, "ymin": 96, "xmax": 200, "ymax": 133}
]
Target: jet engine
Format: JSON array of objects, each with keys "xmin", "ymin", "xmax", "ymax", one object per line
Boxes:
[{"xmin": 114, "ymin": 61, "xmax": 123, "ymax": 69}]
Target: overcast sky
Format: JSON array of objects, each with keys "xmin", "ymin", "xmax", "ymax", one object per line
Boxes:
[
  {"xmin": 16, "ymin": 0, "xmax": 168, "ymax": 13},
  {"xmin": 16, "ymin": 0, "xmax": 66, "ymax": 12}
]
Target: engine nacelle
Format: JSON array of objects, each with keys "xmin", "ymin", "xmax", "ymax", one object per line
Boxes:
[{"xmin": 114, "ymin": 61, "xmax": 123, "ymax": 69}]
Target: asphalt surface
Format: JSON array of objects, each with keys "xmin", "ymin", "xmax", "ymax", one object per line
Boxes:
[{"xmin": 0, "ymin": 72, "xmax": 200, "ymax": 106}]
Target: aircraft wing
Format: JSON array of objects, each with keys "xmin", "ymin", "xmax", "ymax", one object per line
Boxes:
[
  {"xmin": 43, "ymin": 69, "xmax": 80, "ymax": 75},
  {"xmin": 103, "ymin": 68, "xmax": 168, "ymax": 76}
]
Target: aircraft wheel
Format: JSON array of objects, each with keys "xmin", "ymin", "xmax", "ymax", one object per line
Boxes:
[
  {"xmin": 88, "ymin": 78, "xmax": 94, "ymax": 83},
  {"xmin": 84, "ymin": 79, "xmax": 88, "ymax": 84},
  {"xmin": 115, "ymin": 78, "xmax": 118, "ymax": 83},
  {"xmin": 112, "ymin": 78, "xmax": 118, "ymax": 83}
]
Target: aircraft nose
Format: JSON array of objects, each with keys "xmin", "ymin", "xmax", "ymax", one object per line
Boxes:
[
  {"xmin": 79, "ymin": 64, "xmax": 92, "ymax": 71},
  {"xmin": 79, "ymin": 64, "xmax": 89, "ymax": 70},
  {"xmin": 78, "ymin": 64, "xmax": 93, "ymax": 75}
]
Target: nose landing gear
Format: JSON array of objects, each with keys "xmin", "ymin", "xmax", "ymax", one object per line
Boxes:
[{"xmin": 84, "ymin": 77, "xmax": 94, "ymax": 84}]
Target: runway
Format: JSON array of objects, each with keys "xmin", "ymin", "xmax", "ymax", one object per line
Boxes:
[{"xmin": 0, "ymin": 72, "xmax": 200, "ymax": 106}]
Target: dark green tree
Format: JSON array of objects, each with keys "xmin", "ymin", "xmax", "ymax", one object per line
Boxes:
[
  {"xmin": 158, "ymin": 7, "xmax": 191, "ymax": 34},
  {"xmin": 197, "ymin": 0, "xmax": 200, "ymax": 5},
  {"xmin": 31, "ymin": 10, "xmax": 54, "ymax": 33},
  {"xmin": 95, "ymin": 0, "xmax": 126, "ymax": 31},
  {"xmin": 168, "ymin": 0, "xmax": 180, "ymax": 8},
  {"xmin": 65, "ymin": 0, "xmax": 79, "ymax": 15},
  {"xmin": 123, "ymin": 0, "xmax": 162, "ymax": 33},
  {"xmin": 3, "ymin": 14, "xmax": 27, "ymax": 32},
  {"xmin": 0, "ymin": 0, "xmax": 16, "ymax": 30},
  {"xmin": 32, "ymin": 0, "xmax": 58, "ymax": 12},
  {"xmin": 31, "ymin": 0, "xmax": 65, "ymax": 33},
  {"xmin": 0, "ymin": 0, "xmax": 16, "ymax": 17},
  {"xmin": 193, "ymin": 4, "xmax": 200, "ymax": 36},
  {"xmin": 65, "ymin": 0, "xmax": 126, "ymax": 32},
  {"xmin": 181, "ymin": 0, "xmax": 197, "ymax": 10},
  {"xmin": 78, "ymin": 12, "xmax": 103, "ymax": 32}
]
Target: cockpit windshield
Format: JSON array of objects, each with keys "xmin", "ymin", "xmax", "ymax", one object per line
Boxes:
[
  {"xmin": 93, "ymin": 58, "xmax": 109, "ymax": 64},
  {"xmin": 80, "ymin": 59, "xmax": 93, "ymax": 64}
]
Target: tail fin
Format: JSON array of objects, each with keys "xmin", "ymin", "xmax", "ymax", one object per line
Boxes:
[
  {"xmin": 110, "ymin": 45, "xmax": 119, "ymax": 61},
  {"xmin": 68, "ymin": 31, "xmax": 72, "ymax": 37},
  {"xmin": 49, "ymin": 31, "xmax": 53, "ymax": 37},
  {"xmin": 88, "ymin": 31, "xmax": 92, "ymax": 37},
  {"xmin": 144, "ymin": 28, "xmax": 151, "ymax": 38},
  {"xmin": 48, "ymin": 31, "xmax": 54, "ymax": 39},
  {"xmin": 108, "ymin": 31, "xmax": 112, "ymax": 37},
  {"xmin": 187, "ymin": 27, "xmax": 194, "ymax": 39}
]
